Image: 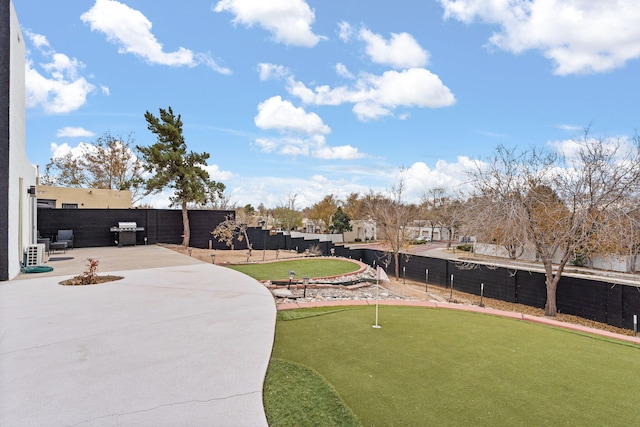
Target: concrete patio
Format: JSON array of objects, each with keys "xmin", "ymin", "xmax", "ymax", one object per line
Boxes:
[{"xmin": 0, "ymin": 245, "xmax": 275, "ymax": 426}]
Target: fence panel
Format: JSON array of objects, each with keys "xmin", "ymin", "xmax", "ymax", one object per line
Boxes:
[
  {"xmin": 514, "ymin": 270, "xmax": 547, "ymax": 308},
  {"xmin": 606, "ymin": 284, "xmax": 624, "ymax": 328},
  {"xmin": 556, "ymin": 276, "xmax": 608, "ymax": 323},
  {"xmin": 622, "ymin": 285, "xmax": 640, "ymax": 330}
]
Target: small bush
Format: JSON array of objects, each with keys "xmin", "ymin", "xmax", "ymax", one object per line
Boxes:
[
  {"xmin": 457, "ymin": 244, "xmax": 473, "ymax": 252},
  {"xmin": 307, "ymin": 244, "xmax": 323, "ymax": 256},
  {"xmin": 354, "ymin": 238, "xmax": 362, "ymax": 242},
  {"xmin": 78, "ymin": 258, "xmax": 100, "ymax": 285}
]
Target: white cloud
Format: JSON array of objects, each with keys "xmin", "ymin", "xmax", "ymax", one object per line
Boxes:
[
  {"xmin": 439, "ymin": 0, "xmax": 640, "ymax": 75},
  {"xmin": 224, "ymin": 173, "xmax": 373, "ymax": 208},
  {"xmin": 335, "ymin": 63, "xmax": 354, "ymax": 79},
  {"xmin": 257, "ymin": 63, "xmax": 290, "ymax": 81},
  {"xmin": 49, "ymin": 141, "xmax": 91, "ymax": 159},
  {"xmin": 204, "ymin": 164, "xmax": 235, "ymax": 181},
  {"xmin": 24, "ymin": 32, "xmax": 96, "ymax": 114},
  {"xmin": 213, "ymin": 0, "xmax": 324, "ymax": 47},
  {"xmin": 253, "ymin": 97, "xmax": 365, "ymax": 160},
  {"xmin": 254, "ymin": 138, "xmax": 279, "ymax": 153},
  {"xmin": 255, "ymin": 96, "xmax": 330, "ymax": 134},
  {"xmin": 288, "ymin": 68, "xmax": 455, "ymax": 121},
  {"xmin": 27, "ymin": 32, "xmax": 50, "ymax": 49},
  {"xmin": 548, "ymin": 135, "xmax": 635, "ymax": 164},
  {"xmin": 555, "ymin": 124, "xmax": 582, "ymax": 132},
  {"xmin": 81, "ymin": 0, "xmax": 231, "ymax": 74},
  {"xmin": 254, "ymin": 136, "xmax": 310, "ymax": 157},
  {"xmin": 56, "ymin": 127, "xmax": 95, "ymax": 138},
  {"xmin": 337, "ymin": 21, "xmax": 354, "ymax": 42},
  {"xmin": 399, "ymin": 158, "xmax": 476, "ymax": 201},
  {"xmin": 358, "ymin": 27, "xmax": 429, "ymax": 69},
  {"xmin": 254, "ymin": 134, "xmax": 365, "ymax": 160},
  {"xmin": 313, "ymin": 143, "xmax": 364, "ymax": 160}
]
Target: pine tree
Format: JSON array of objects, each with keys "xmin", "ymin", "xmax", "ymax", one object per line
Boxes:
[
  {"xmin": 330, "ymin": 206, "xmax": 352, "ymax": 237},
  {"xmin": 137, "ymin": 106, "xmax": 225, "ymax": 247}
]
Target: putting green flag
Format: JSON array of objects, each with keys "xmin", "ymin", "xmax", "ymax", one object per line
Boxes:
[
  {"xmin": 373, "ymin": 266, "xmax": 388, "ymax": 329},
  {"xmin": 376, "ymin": 266, "xmax": 390, "ymax": 283}
]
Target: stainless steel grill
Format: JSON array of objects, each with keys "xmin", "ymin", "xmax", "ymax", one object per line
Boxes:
[{"xmin": 110, "ymin": 222, "xmax": 145, "ymax": 246}]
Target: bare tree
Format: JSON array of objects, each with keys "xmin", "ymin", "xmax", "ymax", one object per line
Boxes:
[
  {"xmin": 41, "ymin": 131, "xmax": 147, "ymax": 202},
  {"xmin": 465, "ymin": 134, "xmax": 640, "ymax": 316},
  {"xmin": 464, "ymin": 194, "xmax": 528, "ymax": 259},
  {"xmin": 273, "ymin": 194, "xmax": 303, "ymax": 231},
  {"xmin": 431, "ymin": 192, "xmax": 465, "ymax": 248},
  {"xmin": 212, "ymin": 211, "xmax": 252, "ymax": 252},
  {"xmin": 202, "ymin": 191, "xmax": 237, "ymax": 210},
  {"xmin": 362, "ymin": 179, "xmax": 419, "ymax": 279}
]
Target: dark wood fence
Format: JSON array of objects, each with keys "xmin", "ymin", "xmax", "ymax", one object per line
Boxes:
[
  {"xmin": 37, "ymin": 208, "xmax": 234, "ymax": 249},
  {"xmin": 35, "ymin": 216, "xmax": 640, "ymax": 330}
]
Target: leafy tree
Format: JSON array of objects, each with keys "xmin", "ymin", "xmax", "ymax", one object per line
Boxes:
[
  {"xmin": 465, "ymin": 135, "xmax": 640, "ymax": 316},
  {"xmin": 243, "ymin": 204, "xmax": 255, "ymax": 217},
  {"xmin": 137, "ymin": 106, "xmax": 225, "ymax": 247},
  {"xmin": 343, "ymin": 192, "xmax": 365, "ymax": 220},
  {"xmin": 307, "ymin": 194, "xmax": 339, "ymax": 232},
  {"xmin": 41, "ymin": 131, "xmax": 146, "ymax": 202},
  {"xmin": 330, "ymin": 206, "xmax": 352, "ymax": 238}
]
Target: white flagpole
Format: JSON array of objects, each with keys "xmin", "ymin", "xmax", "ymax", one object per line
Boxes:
[{"xmin": 373, "ymin": 267, "xmax": 382, "ymax": 328}]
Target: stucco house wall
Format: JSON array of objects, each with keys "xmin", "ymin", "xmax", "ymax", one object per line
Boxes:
[
  {"xmin": 1, "ymin": 0, "xmax": 38, "ymax": 280},
  {"xmin": 37, "ymin": 185, "xmax": 132, "ymax": 209}
]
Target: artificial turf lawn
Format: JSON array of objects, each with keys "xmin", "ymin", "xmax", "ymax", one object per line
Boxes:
[
  {"xmin": 268, "ymin": 306, "xmax": 640, "ymax": 426},
  {"xmin": 226, "ymin": 258, "xmax": 360, "ymax": 281},
  {"xmin": 263, "ymin": 359, "xmax": 361, "ymax": 427}
]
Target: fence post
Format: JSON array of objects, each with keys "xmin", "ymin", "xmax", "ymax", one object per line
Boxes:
[
  {"xmin": 450, "ymin": 274, "xmax": 454, "ymax": 300},
  {"xmin": 425, "ymin": 269, "xmax": 428, "ymax": 293}
]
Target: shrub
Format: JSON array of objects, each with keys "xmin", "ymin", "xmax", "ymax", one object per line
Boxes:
[
  {"xmin": 307, "ymin": 244, "xmax": 323, "ymax": 256},
  {"xmin": 457, "ymin": 244, "xmax": 473, "ymax": 252},
  {"xmin": 78, "ymin": 258, "xmax": 100, "ymax": 285}
]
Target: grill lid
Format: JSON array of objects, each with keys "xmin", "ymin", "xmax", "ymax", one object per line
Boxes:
[{"xmin": 118, "ymin": 221, "xmax": 137, "ymax": 229}]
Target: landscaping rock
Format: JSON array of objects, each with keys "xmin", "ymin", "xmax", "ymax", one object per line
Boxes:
[{"xmin": 273, "ymin": 289, "xmax": 294, "ymax": 298}]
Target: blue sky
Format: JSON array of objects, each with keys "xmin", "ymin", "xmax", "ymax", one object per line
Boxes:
[{"xmin": 16, "ymin": 0, "xmax": 640, "ymax": 208}]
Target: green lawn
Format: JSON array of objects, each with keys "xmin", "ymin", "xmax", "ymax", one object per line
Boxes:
[
  {"xmin": 263, "ymin": 359, "xmax": 361, "ymax": 427},
  {"xmin": 226, "ymin": 258, "xmax": 360, "ymax": 281},
  {"xmin": 266, "ymin": 306, "xmax": 640, "ymax": 426}
]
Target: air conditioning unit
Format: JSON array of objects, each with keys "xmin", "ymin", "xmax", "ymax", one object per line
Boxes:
[{"xmin": 24, "ymin": 244, "xmax": 45, "ymax": 267}]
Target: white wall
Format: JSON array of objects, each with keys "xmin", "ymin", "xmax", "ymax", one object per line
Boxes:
[
  {"xmin": 591, "ymin": 254, "xmax": 639, "ymax": 273},
  {"xmin": 7, "ymin": 2, "xmax": 37, "ymax": 279},
  {"xmin": 289, "ymin": 231, "xmax": 344, "ymax": 244}
]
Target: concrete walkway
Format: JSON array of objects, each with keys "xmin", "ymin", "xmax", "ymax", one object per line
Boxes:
[{"xmin": 0, "ymin": 246, "xmax": 275, "ymax": 426}]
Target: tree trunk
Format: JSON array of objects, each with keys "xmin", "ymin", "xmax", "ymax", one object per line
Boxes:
[
  {"xmin": 544, "ymin": 278, "xmax": 558, "ymax": 316},
  {"xmin": 540, "ymin": 255, "xmax": 559, "ymax": 316},
  {"xmin": 394, "ymin": 251, "xmax": 400, "ymax": 279},
  {"xmin": 242, "ymin": 226, "xmax": 252, "ymax": 250},
  {"xmin": 182, "ymin": 201, "xmax": 190, "ymax": 248}
]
